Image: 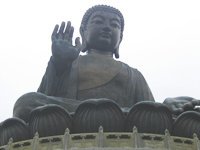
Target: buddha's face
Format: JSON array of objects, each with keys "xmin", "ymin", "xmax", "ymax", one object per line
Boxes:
[{"xmin": 82, "ymin": 11, "xmax": 122, "ymax": 52}]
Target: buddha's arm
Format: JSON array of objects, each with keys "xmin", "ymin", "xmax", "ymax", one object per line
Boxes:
[
  {"xmin": 37, "ymin": 56, "xmax": 73, "ymax": 96},
  {"xmin": 38, "ymin": 22, "xmax": 81, "ymax": 95},
  {"xmin": 51, "ymin": 21, "xmax": 81, "ymax": 76}
]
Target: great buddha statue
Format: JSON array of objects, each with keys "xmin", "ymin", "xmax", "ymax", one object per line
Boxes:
[
  {"xmin": 13, "ymin": 5, "xmax": 154, "ymax": 122},
  {"xmin": 13, "ymin": 5, "xmax": 198, "ymax": 123}
]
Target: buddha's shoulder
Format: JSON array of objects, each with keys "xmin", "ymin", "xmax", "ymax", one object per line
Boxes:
[{"xmin": 117, "ymin": 61, "xmax": 140, "ymax": 72}]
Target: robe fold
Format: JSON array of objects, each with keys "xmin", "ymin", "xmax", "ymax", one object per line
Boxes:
[
  {"xmin": 14, "ymin": 53, "xmax": 154, "ymax": 121},
  {"xmin": 38, "ymin": 53, "xmax": 154, "ymax": 109}
]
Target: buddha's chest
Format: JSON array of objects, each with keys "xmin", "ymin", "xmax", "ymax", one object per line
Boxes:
[{"xmin": 78, "ymin": 55, "xmax": 123, "ymax": 90}]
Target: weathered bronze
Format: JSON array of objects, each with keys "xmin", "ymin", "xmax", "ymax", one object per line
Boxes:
[
  {"xmin": 0, "ymin": 118, "xmax": 30, "ymax": 146},
  {"xmin": 13, "ymin": 5, "xmax": 154, "ymax": 122},
  {"xmin": 72, "ymin": 99, "xmax": 125, "ymax": 133},
  {"xmin": 164, "ymin": 96, "xmax": 200, "ymax": 116},
  {"xmin": 173, "ymin": 111, "xmax": 200, "ymax": 138},
  {"xmin": 29, "ymin": 104, "xmax": 72, "ymax": 138},
  {"xmin": 12, "ymin": 5, "xmax": 200, "ymax": 130},
  {"xmin": 125, "ymin": 101, "xmax": 173, "ymax": 134}
]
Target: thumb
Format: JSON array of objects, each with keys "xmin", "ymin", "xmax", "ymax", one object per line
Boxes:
[{"xmin": 75, "ymin": 37, "xmax": 81, "ymax": 52}]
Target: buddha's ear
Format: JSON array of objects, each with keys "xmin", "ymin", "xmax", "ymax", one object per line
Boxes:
[
  {"xmin": 114, "ymin": 34, "xmax": 123, "ymax": 59},
  {"xmin": 79, "ymin": 26, "xmax": 84, "ymax": 38},
  {"xmin": 114, "ymin": 47, "xmax": 119, "ymax": 59},
  {"xmin": 79, "ymin": 26, "xmax": 87, "ymax": 52}
]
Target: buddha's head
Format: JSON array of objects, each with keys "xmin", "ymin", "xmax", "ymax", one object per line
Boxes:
[{"xmin": 80, "ymin": 5, "xmax": 124, "ymax": 58}]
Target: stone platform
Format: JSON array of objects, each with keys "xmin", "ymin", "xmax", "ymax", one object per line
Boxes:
[{"xmin": 0, "ymin": 127, "xmax": 199, "ymax": 150}]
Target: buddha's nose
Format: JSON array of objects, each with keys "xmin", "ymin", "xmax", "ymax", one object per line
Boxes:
[{"xmin": 102, "ymin": 22, "xmax": 112, "ymax": 32}]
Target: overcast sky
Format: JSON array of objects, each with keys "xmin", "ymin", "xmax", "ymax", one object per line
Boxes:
[{"xmin": 0, "ymin": 0, "xmax": 200, "ymax": 122}]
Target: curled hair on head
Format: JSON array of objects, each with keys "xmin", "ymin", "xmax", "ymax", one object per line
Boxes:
[{"xmin": 80, "ymin": 5, "xmax": 124, "ymax": 39}]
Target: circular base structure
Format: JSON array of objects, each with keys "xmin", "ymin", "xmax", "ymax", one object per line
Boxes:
[{"xmin": 0, "ymin": 128, "xmax": 199, "ymax": 150}]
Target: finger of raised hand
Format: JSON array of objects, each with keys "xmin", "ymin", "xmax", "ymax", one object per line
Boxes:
[
  {"xmin": 64, "ymin": 26, "xmax": 74, "ymax": 44},
  {"xmin": 65, "ymin": 21, "xmax": 71, "ymax": 34},
  {"xmin": 75, "ymin": 37, "xmax": 81, "ymax": 52},
  {"xmin": 58, "ymin": 22, "xmax": 65, "ymax": 38},
  {"xmin": 64, "ymin": 21, "xmax": 71, "ymax": 40},
  {"xmin": 51, "ymin": 24, "xmax": 59, "ymax": 41},
  {"xmin": 68, "ymin": 27, "xmax": 74, "ymax": 43},
  {"xmin": 59, "ymin": 22, "xmax": 65, "ymax": 33}
]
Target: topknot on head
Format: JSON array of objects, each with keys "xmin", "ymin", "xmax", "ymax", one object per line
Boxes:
[{"xmin": 80, "ymin": 5, "xmax": 124, "ymax": 33}]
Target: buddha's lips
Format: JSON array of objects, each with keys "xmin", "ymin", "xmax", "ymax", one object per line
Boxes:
[{"xmin": 100, "ymin": 32, "xmax": 111, "ymax": 38}]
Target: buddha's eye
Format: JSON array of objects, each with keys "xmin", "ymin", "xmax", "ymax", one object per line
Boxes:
[
  {"xmin": 111, "ymin": 23, "xmax": 120, "ymax": 28},
  {"xmin": 92, "ymin": 19, "xmax": 103, "ymax": 25}
]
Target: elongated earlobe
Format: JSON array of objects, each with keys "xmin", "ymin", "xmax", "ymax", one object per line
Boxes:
[
  {"xmin": 81, "ymin": 41, "xmax": 87, "ymax": 52},
  {"xmin": 114, "ymin": 47, "xmax": 119, "ymax": 59},
  {"xmin": 114, "ymin": 35, "xmax": 123, "ymax": 58}
]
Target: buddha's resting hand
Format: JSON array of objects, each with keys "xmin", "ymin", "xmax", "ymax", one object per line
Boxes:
[
  {"xmin": 163, "ymin": 96, "xmax": 200, "ymax": 115},
  {"xmin": 51, "ymin": 21, "xmax": 81, "ymax": 63}
]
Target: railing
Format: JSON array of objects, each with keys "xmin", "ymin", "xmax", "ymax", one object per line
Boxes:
[{"xmin": 0, "ymin": 127, "xmax": 199, "ymax": 150}]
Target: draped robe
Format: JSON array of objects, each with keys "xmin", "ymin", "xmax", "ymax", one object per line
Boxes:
[{"xmin": 14, "ymin": 53, "xmax": 154, "ymax": 121}]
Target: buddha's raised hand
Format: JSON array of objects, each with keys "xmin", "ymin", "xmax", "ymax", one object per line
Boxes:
[{"xmin": 51, "ymin": 21, "xmax": 81, "ymax": 62}]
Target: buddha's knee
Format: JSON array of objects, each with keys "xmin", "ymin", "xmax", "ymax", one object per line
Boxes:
[{"xmin": 13, "ymin": 92, "xmax": 48, "ymax": 122}]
